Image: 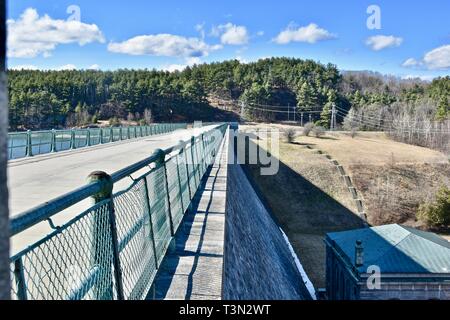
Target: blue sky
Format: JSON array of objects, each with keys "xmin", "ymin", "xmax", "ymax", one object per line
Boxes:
[{"xmin": 7, "ymin": 0, "xmax": 450, "ymax": 79}]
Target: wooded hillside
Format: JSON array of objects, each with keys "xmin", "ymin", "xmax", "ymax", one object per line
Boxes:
[{"xmin": 7, "ymin": 58, "xmax": 449, "ymax": 133}]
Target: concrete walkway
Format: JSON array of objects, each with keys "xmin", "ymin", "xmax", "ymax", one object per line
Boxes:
[{"xmin": 150, "ymin": 129, "xmax": 228, "ymax": 300}]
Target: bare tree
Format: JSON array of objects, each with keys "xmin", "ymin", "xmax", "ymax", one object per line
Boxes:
[{"xmin": 0, "ymin": 0, "xmax": 11, "ymax": 300}]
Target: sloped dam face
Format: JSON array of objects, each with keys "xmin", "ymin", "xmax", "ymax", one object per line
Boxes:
[{"xmin": 222, "ymin": 130, "xmax": 312, "ymax": 300}]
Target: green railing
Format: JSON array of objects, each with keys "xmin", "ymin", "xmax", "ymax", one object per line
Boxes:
[
  {"xmin": 7, "ymin": 124, "xmax": 187, "ymax": 160},
  {"xmin": 9, "ymin": 123, "xmax": 228, "ymax": 300}
]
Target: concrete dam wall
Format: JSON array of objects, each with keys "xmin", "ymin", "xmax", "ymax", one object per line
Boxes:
[{"xmin": 223, "ymin": 135, "xmax": 313, "ymax": 300}]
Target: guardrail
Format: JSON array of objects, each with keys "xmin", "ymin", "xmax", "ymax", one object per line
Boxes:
[
  {"xmin": 7, "ymin": 123, "xmax": 187, "ymax": 160},
  {"xmin": 9, "ymin": 123, "xmax": 228, "ymax": 300}
]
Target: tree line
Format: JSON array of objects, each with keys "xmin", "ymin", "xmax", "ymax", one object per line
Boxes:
[{"xmin": 7, "ymin": 58, "xmax": 449, "ymax": 140}]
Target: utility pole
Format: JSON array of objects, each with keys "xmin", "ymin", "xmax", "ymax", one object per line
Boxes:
[
  {"xmin": 293, "ymin": 105, "xmax": 296, "ymax": 122},
  {"xmin": 331, "ymin": 103, "xmax": 337, "ymax": 131},
  {"xmin": 301, "ymin": 112, "xmax": 304, "ymax": 126},
  {"xmin": 309, "ymin": 113, "xmax": 312, "ymax": 123}
]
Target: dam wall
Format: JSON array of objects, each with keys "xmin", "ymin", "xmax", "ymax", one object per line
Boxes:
[{"xmin": 222, "ymin": 130, "xmax": 312, "ymax": 300}]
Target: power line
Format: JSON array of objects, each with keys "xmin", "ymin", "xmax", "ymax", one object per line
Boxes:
[
  {"xmin": 244, "ymin": 103, "xmax": 322, "ymax": 114},
  {"xmin": 335, "ymin": 111, "xmax": 450, "ymax": 133},
  {"xmin": 335, "ymin": 105, "xmax": 447, "ymax": 124}
]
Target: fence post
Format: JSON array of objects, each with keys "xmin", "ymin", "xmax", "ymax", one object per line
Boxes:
[
  {"xmin": 200, "ymin": 133, "xmax": 207, "ymax": 172},
  {"xmin": 86, "ymin": 129, "xmax": 91, "ymax": 147},
  {"xmin": 142, "ymin": 176, "xmax": 160, "ymax": 269},
  {"xmin": 87, "ymin": 171, "xmax": 124, "ymax": 300},
  {"xmin": 99, "ymin": 128, "xmax": 103, "ymax": 144},
  {"xmin": 51, "ymin": 129, "xmax": 56, "ymax": 152},
  {"xmin": 26, "ymin": 130, "xmax": 33, "ymax": 157},
  {"xmin": 110, "ymin": 127, "xmax": 113, "ymax": 143},
  {"xmin": 70, "ymin": 129, "xmax": 75, "ymax": 149},
  {"xmin": 119, "ymin": 127, "xmax": 123, "ymax": 141},
  {"xmin": 192, "ymin": 136, "xmax": 201, "ymax": 183},
  {"xmin": 175, "ymin": 144, "xmax": 185, "ymax": 215},
  {"xmin": 154, "ymin": 149, "xmax": 175, "ymax": 237},
  {"xmin": 13, "ymin": 257, "xmax": 27, "ymax": 300},
  {"xmin": 181, "ymin": 140, "xmax": 192, "ymax": 201}
]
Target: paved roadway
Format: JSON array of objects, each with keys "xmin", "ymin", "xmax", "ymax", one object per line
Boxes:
[{"xmin": 8, "ymin": 125, "xmax": 218, "ymax": 254}]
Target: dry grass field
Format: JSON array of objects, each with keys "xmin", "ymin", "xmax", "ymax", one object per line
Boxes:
[{"xmin": 239, "ymin": 123, "xmax": 450, "ymax": 289}]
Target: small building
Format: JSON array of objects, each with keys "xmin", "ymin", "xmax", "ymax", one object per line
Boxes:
[{"xmin": 325, "ymin": 224, "xmax": 450, "ymax": 300}]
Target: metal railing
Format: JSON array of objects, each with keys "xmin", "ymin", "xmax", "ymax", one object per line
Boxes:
[
  {"xmin": 7, "ymin": 123, "xmax": 187, "ymax": 160},
  {"xmin": 9, "ymin": 123, "xmax": 228, "ymax": 300}
]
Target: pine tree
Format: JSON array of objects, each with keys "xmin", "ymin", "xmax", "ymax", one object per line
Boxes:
[
  {"xmin": 435, "ymin": 96, "xmax": 449, "ymax": 120},
  {"xmin": 317, "ymin": 89, "xmax": 337, "ymax": 128}
]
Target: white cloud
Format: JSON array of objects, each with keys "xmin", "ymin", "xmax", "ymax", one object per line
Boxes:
[
  {"xmin": 423, "ymin": 44, "xmax": 450, "ymax": 70},
  {"xmin": 211, "ymin": 23, "xmax": 249, "ymax": 45},
  {"xmin": 195, "ymin": 23, "xmax": 205, "ymax": 39},
  {"xmin": 235, "ymin": 56, "xmax": 248, "ymax": 63},
  {"xmin": 108, "ymin": 34, "xmax": 221, "ymax": 57},
  {"xmin": 402, "ymin": 58, "xmax": 421, "ymax": 67},
  {"xmin": 273, "ymin": 23, "xmax": 336, "ymax": 44},
  {"xmin": 402, "ymin": 45, "xmax": 450, "ymax": 70},
  {"xmin": 7, "ymin": 8, "xmax": 105, "ymax": 58},
  {"xmin": 365, "ymin": 35, "xmax": 403, "ymax": 51},
  {"xmin": 185, "ymin": 57, "xmax": 201, "ymax": 65},
  {"xmin": 162, "ymin": 64, "xmax": 187, "ymax": 72},
  {"xmin": 256, "ymin": 31, "xmax": 264, "ymax": 37},
  {"xmin": 87, "ymin": 64, "xmax": 100, "ymax": 70},
  {"xmin": 401, "ymin": 74, "xmax": 436, "ymax": 81},
  {"xmin": 161, "ymin": 56, "xmax": 202, "ymax": 72},
  {"xmin": 10, "ymin": 64, "xmax": 38, "ymax": 70},
  {"xmin": 57, "ymin": 64, "xmax": 77, "ymax": 70}
]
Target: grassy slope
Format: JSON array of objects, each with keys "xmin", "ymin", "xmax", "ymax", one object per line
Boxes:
[
  {"xmin": 241, "ymin": 124, "xmax": 450, "ymax": 288},
  {"xmin": 240, "ymin": 127, "xmax": 365, "ymax": 289}
]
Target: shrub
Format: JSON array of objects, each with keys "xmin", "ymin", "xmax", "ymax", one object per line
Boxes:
[
  {"xmin": 303, "ymin": 122, "xmax": 315, "ymax": 136},
  {"xmin": 283, "ymin": 128, "xmax": 297, "ymax": 143},
  {"xmin": 417, "ymin": 185, "xmax": 450, "ymax": 227},
  {"xmin": 312, "ymin": 126, "xmax": 326, "ymax": 138},
  {"xmin": 109, "ymin": 116, "xmax": 121, "ymax": 127}
]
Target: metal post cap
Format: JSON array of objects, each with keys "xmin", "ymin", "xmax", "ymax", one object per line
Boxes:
[
  {"xmin": 152, "ymin": 148, "xmax": 166, "ymax": 164},
  {"xmin": 87, "ymin": 171, "xmax": 113, "ymax": 201}
]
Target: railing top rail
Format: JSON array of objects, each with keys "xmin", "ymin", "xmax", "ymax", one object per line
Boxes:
[
  {"xmin": 7, "ymin": 123, "xmax": 179, "ymax": 135},
  {"xmin": 9, "ymin": 123, "xmax": 226, "ymax": 236}
]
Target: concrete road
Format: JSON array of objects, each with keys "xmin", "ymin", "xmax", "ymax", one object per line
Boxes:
[{"xmin": 8, "ymin": 125, "xmax": 218, "ymax": 254}]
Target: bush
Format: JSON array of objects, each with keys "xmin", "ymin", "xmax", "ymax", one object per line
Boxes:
[
  {"xmin": 283, "ymin": 128, "xmax": 297, "ymax": 143},
  {"xmin": 303, "ymin": 122, "xmax": 314, "ymax": 136},
  {"xmin": 109, "ymin": 117, "xmax": 121, "ymax": 127},
  {"xmin": 417, "ymin": 185, "xmax": 450, "ymax": 227},
  {"xmin": 312, "ymin": 126, "xmax": 326, "ymax": 138}
]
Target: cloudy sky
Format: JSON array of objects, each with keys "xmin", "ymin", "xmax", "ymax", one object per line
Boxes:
[{"xmin": 7, "ymin": 0, "xmax": 450, "ymax": 79}]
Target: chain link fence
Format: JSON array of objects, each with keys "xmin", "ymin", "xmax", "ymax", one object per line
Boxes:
[
  {"xmin": 7, "ymin": 123, "xmax": 187, "ymax": 160},
  {"xmin": 9, "ymin": 124, "xmax": 227, "ymax": 300}
]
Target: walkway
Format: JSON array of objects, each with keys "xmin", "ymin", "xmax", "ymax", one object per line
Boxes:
[{"xmin": 150, "ymin": 128, "xmax": 228, "ymax": 300}]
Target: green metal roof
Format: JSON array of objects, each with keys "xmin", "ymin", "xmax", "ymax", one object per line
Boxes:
[{"xmin": 326, "ymin": 224, "xmax": 450, "ymax": 274}]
